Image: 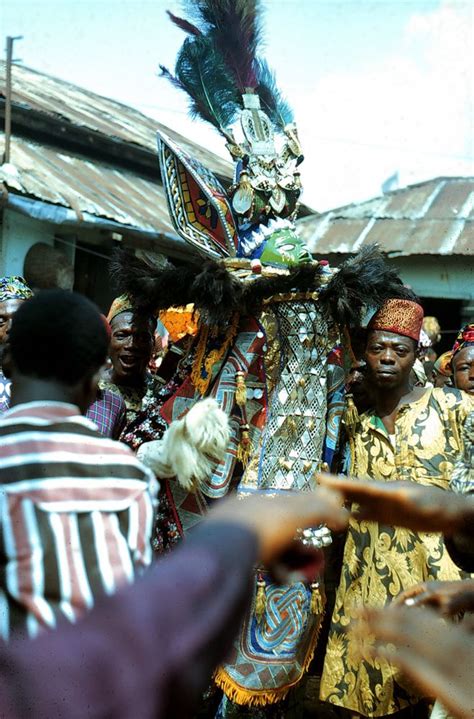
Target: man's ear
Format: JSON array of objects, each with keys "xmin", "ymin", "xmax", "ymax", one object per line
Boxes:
[
  {"xmin": 79, "ymin": 369, "xmax": 102, "ymax": 414},
  {"xmin": 88, "ymin": 368, "xmax": 102, "ymax": 397}
]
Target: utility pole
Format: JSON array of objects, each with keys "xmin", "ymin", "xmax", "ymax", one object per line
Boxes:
[{"xmin": 3, "ymin": 35, "xmax": 23, "ymax": 165}]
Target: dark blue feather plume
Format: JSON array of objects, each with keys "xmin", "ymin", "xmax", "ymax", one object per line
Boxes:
[
  {"xmin": 256, "ymin": 58, "xmax": 294, "ymax": 129},
  {"xmin": 161, "ymin": 1, "xmax": 295, "ymax": 136},
  {"xmin": 161, "ymin": 35, "xmax": 241, "ymax": 132},
  {"xmin": 183, "ymin": 0, "xmax": 262, "ymax": 92}
]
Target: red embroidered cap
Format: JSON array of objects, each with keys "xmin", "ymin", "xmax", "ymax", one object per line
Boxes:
[{"xmin": 368, "ymin": 299, "xmax": 424, "ymax": 342}]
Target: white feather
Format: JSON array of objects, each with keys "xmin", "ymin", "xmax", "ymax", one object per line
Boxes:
[{"xmin": 136, "ymin": 398, "xmax": 230, "ymax": 492}]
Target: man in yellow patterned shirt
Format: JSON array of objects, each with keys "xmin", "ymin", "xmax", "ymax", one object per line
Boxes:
[{"xmin": 320, "ymin": 299, "xmax": 473, "ymax": 718}]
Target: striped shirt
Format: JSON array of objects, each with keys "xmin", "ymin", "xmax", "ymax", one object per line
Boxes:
[{"xmin": 0, "ymin": 401, "xmax": 157, "ymax": 639}]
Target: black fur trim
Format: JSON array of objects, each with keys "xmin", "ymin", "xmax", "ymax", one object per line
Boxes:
[
  {"xmin": 110, "ymin": 249, "xmax": 196, "ymax": 314},
  {"xmin": 242, "ymin": 263, "xmax": 323, "ymax": 316},
  {"xmin": 320, "ymin": 245, "xmax": 419, "ymax": 328},
  {"xmin": 191, "ymin": 261, "xmax": 243, "ymax": 326},
  {"xmin": 110, "ymin": 249, "xmax": 324, "ymax": 327}
]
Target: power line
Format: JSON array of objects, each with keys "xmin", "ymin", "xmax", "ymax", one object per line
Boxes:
[{"xmin": 54, "ymin": 236, "xmax": 111, "ymax": 262}]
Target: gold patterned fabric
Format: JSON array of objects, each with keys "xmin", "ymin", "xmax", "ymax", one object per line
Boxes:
[{"xmin": 320, "ymin": 386, "xmax": 474, "ymax": 717}]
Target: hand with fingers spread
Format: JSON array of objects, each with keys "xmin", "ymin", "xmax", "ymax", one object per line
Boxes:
[
  {"xmin": 317, "ymin": 474, "xmax": 473, "ymax": 534},
  {"xmin": 353, "ymin": 606, "xmax": 474, "ymax": 719},
  {"xmin": 394, "ymin": 578, "xmax": 474, "ymax": 617}
]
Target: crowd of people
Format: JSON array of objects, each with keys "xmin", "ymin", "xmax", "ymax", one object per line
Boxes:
[{"xmin": 0, "ymin": 272, "xmax": 472, "ymax": 719}]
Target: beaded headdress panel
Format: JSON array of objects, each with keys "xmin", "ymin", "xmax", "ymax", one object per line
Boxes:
[
  {"xmin": 158, "ymin": 0, "xmax": 309, "ymax": 268},
  {"xmin": 112, "ymin": 2, "xmax": 421, "ymax": 335}
]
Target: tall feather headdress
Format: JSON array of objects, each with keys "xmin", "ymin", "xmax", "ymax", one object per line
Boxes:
[{"xmin": 160, "ymin": 0, "xmax": 303, "ymax": 241}]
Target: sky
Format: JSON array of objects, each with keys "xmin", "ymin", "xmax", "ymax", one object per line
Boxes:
[{"xmin": 2, "ymin": 0, "xmax": 474, "ymax": 211}]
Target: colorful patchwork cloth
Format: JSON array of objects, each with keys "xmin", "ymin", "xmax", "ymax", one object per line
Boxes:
[
  {"xmin": 323, "ymin": 353, "xmax": 346, "ymax": 470},
  {"xmin": 215, "ymin": 570, "xmax": 325, "ymax": 706}
]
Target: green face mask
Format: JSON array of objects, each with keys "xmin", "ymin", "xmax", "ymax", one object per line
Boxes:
[{"xmin": 259, "ymin": 226, "xmax": 312, "ymax": 268}]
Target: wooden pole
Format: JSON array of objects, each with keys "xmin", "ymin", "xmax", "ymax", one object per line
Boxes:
[{"xmin": 3, "ymin": 36, "xmax": 22, "ymax": 165}]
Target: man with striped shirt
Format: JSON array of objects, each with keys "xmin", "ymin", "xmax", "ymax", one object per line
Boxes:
[{"xmin": 0, "ymin": 289, "xmax": 157, "ymax": 639}]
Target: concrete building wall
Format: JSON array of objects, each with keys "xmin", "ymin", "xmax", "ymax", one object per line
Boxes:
[
  {"xmin": 321, "ymin": 253, "xmax": 473, "ymax": 301},
  {"xmin": 0, "ymin": 211, "xmax": 116, "ymax": 308},
  {"xmin": 0, "ymin": 210, "xmax": 55, "ymax": 276},
  {"xmin": 320, "ymin": 252, "xmax": 473, "ymax": 351},
  {"xmin": 392, "ymin": 256, "xmax": 473, "ymax": 302}
]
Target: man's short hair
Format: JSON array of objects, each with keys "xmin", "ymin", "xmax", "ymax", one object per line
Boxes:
[{"xmin": 10, "ymin": 290, "xmax": 108, "ymax": 385}]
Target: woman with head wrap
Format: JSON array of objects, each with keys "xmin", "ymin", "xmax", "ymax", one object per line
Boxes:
[
  {"xmin": 451, "ymin": 323, "xmax": 474, "ymax": 396},
  {"xmin": 0, "ymin": 276, "xmax": 33, "ymax": 412},
  {"xmin": 431, "ymin": 351, "xmax": 453, "ymax": 388}
]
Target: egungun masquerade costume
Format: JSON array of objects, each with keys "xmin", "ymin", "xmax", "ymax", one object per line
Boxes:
[{"xmin": 112, "ymin": 0, "xmax": 415, "ymax": 708}]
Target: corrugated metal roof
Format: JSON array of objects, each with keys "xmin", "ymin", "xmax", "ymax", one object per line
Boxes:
[
  {"xmin": 0, "ymin": 61, "xmax": 233, "ymax": 179},
  {"xmin": 0, "ymin": 132, "xmax": 176, "ymax": 236},
  {"xmin": 297, "ymin": 177, "xmax": 474, "ymax": 256}
]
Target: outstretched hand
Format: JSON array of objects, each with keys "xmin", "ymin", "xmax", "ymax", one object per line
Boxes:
[
  {"xmin": 208, "ymin": 488, "xmax": 348, "ymax": 565},
  {"xmin": 353, "ymin": 606, "xmax": 474, "ymax": 719},
  {"xmin": 394, "ymin": 579, "xmax": 474, "ymax": 617},
  {"xmin": 317, "ymin": 474, "xmax": 471, "ymax": 534}
]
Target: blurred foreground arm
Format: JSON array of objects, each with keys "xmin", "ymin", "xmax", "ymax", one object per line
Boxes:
[
  {"xmin": 355, "ymin": 606, "xmax": 474, "ymax": 719},
  {"xmin": 318, "ymin": 474, "xmax": 474, "ymax": 534},
  {"xmin": 0, "ymin": 488, "xmax": 347, "ymax": 719},
  {"xmin": 318, "ymin": 475, "xmax": 474, "ymax": 571}
]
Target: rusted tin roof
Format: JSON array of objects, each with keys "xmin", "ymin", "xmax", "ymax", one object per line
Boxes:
[
  {"xmin": 0, "ymin": 132, "xmax": 177, "ymax": 235},
  {"xmin": 0, "ymin": 61, "xmax": 233, "ymax": 179},
  {"xmin": 297, "ymin": 177, "xmax": 474, "ymax": 256}
]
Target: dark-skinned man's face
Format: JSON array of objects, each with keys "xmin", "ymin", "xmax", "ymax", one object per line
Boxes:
[
  {"xmin": 0, "ymin": 299, "xmax": 25, "ymax": 369},
  {"xmin": 365, "ymin": 330, "xmax": 416, "ymax": 390},
  {"xmin": 452, "ymin": 346, "xmax": 474, "ymax": 396},
  {"xmin": 109, "ymin": 311, "xmax": 154, "ymax": 385}
]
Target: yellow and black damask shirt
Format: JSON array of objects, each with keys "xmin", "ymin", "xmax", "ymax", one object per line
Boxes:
[{"xmin": 320, "ymin": 386, "xmax": 474, "ymax": 717}]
